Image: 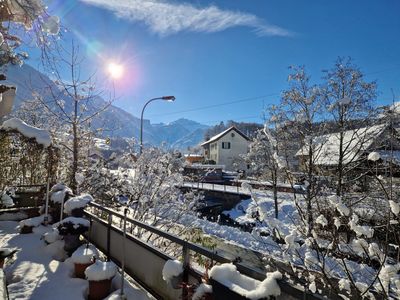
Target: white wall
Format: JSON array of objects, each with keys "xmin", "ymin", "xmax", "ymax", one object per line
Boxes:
[{"xmin": 217, "ymin": 131, "xmax": 249, "ymax": 171}]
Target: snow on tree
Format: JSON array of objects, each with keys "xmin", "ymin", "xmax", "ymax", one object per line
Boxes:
[
  {"xmin": 0, "ymin": 0, "xmax": 60, "ymax": 66},
  {"xmin": 29, "ymin": 41, "xmax": 114, "ymax": 193},
  {"xmin": 322, "ymin": 57, "xmax": 378, "ymax": 196}
]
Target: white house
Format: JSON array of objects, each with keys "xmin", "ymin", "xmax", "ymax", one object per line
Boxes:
[{"xmin": 201, "ymin": 126, "xmax": 250, "ymax": 171}]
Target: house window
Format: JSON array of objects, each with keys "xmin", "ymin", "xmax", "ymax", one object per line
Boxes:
[
  {"xmin": 222, "ymin": 142, "xmax": 231, "ymax": 149},
  {"xmin": 231, "ymin": 133, "xmax": 235, "ymax": 138}
]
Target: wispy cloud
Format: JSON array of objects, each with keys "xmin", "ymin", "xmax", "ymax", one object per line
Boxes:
[{"xmin": 80, "ymin": 0, "xmax": 292, "ymax": 37}]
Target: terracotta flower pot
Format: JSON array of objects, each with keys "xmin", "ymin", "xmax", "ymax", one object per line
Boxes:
[
  {"xmin": 74, "ymin": 261, "xmax": 93, "ymax": 279},
  {"xmin": 88, "ymin": 278, "xmax": 112, "ymax": 300},
  {"xmin": 20, "ymin": 225, "xmax": 33, "ymax": 234}
]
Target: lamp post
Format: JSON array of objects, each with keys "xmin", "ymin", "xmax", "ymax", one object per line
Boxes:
[{"xmin": 140, "ymin": 96, "xmax": 175, "ymax": 154}]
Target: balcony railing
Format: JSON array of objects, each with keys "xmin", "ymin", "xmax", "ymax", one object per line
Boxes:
[{"xmin": 84, "ymin": 202, "xmax": 332, "ymax": 300}]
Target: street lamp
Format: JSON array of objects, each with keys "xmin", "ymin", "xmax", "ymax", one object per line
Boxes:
[{"xmin": 140, "ymin": 96, "xmax": 175, "ymax": 154}]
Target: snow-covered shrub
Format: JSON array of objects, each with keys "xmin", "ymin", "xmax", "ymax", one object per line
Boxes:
[
  {"xmin": 64, "ymin": 194, "xmax": 93, "ymax": 215},
  {"xmin": 55, "ymin": 217, "xmax": 90, "ymax": 235},
  {"xmin": 162, "ymin": 259, "xmax": 183, "ymax": 282},
  {"xmin": 42, "ymin": 228, "xmax": 61, "ymax": 244}
]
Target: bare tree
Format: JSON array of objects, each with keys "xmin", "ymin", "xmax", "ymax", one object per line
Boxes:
[
  {"xmin": 33, "ymin": 41, "xmax": 114, "ymax": 193},
  {"xmin": 322, "ymin": 57, "xmax": 378, "ymax": 196},
  {"xmin": 280, "ymin": 65, "xmax": 326, "ymax": 237}
]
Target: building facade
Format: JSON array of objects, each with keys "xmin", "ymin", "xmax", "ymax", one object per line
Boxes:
[{"xmin": 201, "ymin": 126, "xmax": 250, "ymax": 171}]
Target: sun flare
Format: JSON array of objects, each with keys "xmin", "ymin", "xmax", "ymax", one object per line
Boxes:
[{"xmin": 107, "ymin": 62, "xmax": 124, "ymax": 79}]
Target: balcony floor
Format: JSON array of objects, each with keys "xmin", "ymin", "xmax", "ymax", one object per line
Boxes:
[{"xmin": 0, "ymin": 220, "xmax": 151, "ymax": 300}]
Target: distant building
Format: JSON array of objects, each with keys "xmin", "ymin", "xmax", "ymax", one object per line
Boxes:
[
  {"xmin": 295, "ymin": 123, "xmax": 400, "ymax": 175},
  {"xmin": 201, "ymin": 126, "xmax": 250, "ymax": 171}
]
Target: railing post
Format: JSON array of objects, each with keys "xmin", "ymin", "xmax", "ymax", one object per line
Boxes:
[
  {"xmin": 182, "ymin": 243, "xmax": 190, "ymax": 299},
  {"xmin": 107, "ymin": 213, "xmax": 112, "ymax": 260}
]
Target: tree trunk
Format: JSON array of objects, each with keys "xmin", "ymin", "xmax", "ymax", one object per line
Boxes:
[
  {"xmin": 307, "ymin": 143, "xmax": 313, "ymax": 237},
  {"xmin": 273, "ymin": 169, "xmax": 278, "ymax": 219}
]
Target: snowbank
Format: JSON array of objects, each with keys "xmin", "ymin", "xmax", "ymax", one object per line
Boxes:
[
  {"xmin": 85, "ymin": 261, "xmax": 117, "ymax": 281},
  {"xmin": 64, "ymin": 194, "xmax": 93, "ymax": 215},
  {"xmin": 209, "ymin": 263, "xmax": 282, "ymax": 299},
  {"xmin": 71, "ymin": 245, "xmax": 98, "ymax": 264},
  {"xmin": 0, "ymin": 118, "xmax": 52, "ymax": 147},
  {"xmin": 162, "ymin": 259, "xmax": 183, "ymax": 281}
]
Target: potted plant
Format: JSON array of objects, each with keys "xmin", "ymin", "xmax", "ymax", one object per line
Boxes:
[
  {"xmin": 55, "ymin": 217, "xmax": 90, "ymax": 255},
  {"xmin": 162, "ymin": 259, "xmax": 184, "ymax": 289},
  {"xmin": 209, "ymin": 263, "xmax": 282, "ymax": 300},
  {"xmin": 64, "ymin": 194, "xmax": 93, "ymax": 217},
  {"xmin": 19, "ymin": 215, "xmax": 49, "ymax": 234},
  {"xmin": 49, "ymin": 184, "xmax": 73, "ymax": 223},
  {"xmin": 71, "ymin": 244, "xmax": 98, "ymax": 278},
  {"xmin": 85, "ymin": 260, "xmax": 117, "ymax": 300}
]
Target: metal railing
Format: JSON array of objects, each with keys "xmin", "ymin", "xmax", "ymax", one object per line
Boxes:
[{"xmin": 84, "ymin": 202, "xmax": 331, "ymax": 300}]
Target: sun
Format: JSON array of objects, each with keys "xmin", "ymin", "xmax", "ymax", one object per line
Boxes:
[{"xmin": 107, "ymin": 62, "xmax": 124, "ymax": 79}]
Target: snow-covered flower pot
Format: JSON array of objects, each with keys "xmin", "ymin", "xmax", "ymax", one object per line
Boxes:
[
  {"xmin": 85, "ymin": 261, "xmax": 117, "ymax": 300},
  {"xmin": 209, "ymin": 264, "xmax": 282, "ymax": 300},
  {"xmin": 19, "ymin": 215, "xmax": 49, "ymax": 234},
  {"xmin": 71, "ymin": 245, "xmax": 98, "ymax": 279},
  {"xmin": 55, "ymin": 217, "xmax": 90, "ymax": 255},
  {"xmin": 64, "ymin": 194, "xmax": 93, "ymax": 218},
  {"xmin": 162, "ymin": 259, "xmax": 184, "ymax": 289}
]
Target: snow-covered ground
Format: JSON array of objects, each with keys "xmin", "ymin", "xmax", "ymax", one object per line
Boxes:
[{"xmin": 0, "ymin": 221, "xmax": 152, "ymax": 300}]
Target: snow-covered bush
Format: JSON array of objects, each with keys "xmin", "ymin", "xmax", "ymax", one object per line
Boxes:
[
  {"xmin": 64, "ymin": 194, "xmax": 93, "ymax": 215},
  {"xmin": 162, "ymin": 259, "xmax": 183, "ymax": 282},
  {"xmin": 55, "ymin": 217, "xmax": 90, "ymax": 235}
]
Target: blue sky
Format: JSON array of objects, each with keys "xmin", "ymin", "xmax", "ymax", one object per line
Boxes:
[{"xmin": 35, "ymin": 0, "xmax": 400, "ymax": 125}]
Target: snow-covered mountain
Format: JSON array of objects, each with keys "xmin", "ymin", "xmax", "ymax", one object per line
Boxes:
[{"xmin": 4, "ymin": 64, "xmax": 208, "ymax": 150}]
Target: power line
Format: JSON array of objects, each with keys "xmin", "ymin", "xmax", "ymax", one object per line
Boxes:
[{"xmin": 146, "ymin": 92, "xmax": 280, "ymax": 117}]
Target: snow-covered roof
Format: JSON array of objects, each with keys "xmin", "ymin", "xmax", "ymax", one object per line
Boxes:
[
  {"xmin": 0, "ymin": 118, "xmax": 52, "ymax": 147},
  {"xmin": 295, "ymin": 124, "xmax": 387, "ymax": 166},
  {"xmin": 201, "ymin": 126, "xmax": 250, "ymax": 146}
]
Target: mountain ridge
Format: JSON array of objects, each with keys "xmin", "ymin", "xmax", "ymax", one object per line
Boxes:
[{"xmin": 4, "ymin": 63, "xmax": 209, "ymax": 150}]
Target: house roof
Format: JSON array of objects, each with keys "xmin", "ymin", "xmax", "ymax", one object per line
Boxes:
[
  {"xmin": 295, "ymin": 123, "xmax": 387, "ymax": 166},
  {"xmin": 201, "ymin": 126, "xmax": 250, "ymax": 146}
]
